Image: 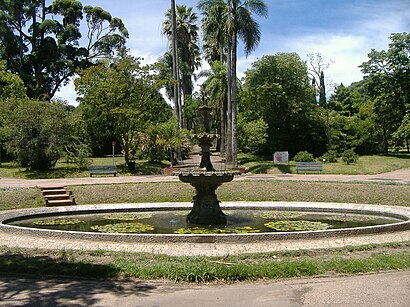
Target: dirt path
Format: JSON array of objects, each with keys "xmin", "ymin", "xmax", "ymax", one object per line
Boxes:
[{"xmin": 1, "ymin": 271, "xmax": 408, "ymax": 306}]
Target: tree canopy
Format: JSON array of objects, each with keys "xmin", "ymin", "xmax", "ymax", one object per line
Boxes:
[
  {"xmin": 0, "ymin": 0, "xmax": 128, "ymax": 100},
  {"xmin": 75, "ymin": 53, "xmax": 172, "ymax": 165}
]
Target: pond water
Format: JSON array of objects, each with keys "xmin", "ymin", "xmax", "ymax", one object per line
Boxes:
[{"xmin": 9, "ymin": 209, "xmax": 403, "ymax": 234}]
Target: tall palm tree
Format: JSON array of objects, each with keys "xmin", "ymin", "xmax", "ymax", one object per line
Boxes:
[
  {"xmin": 198, "ymin": 0, "xmax": 268, "ymax": 167},
  {"xmin": 163, "ymin": 4, "xmax": 201, "ymax": 126},
  {"xmin": 201, "ymin": 61, "xmax": 229, "ymax": 153}
]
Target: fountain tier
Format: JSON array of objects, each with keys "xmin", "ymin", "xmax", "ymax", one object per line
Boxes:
[{"xmin": 175, "ymin": 106, "xmax": 237, "ymax": 225}]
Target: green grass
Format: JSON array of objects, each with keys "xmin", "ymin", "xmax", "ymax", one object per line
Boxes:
[
  {"xmin": 1, "ymin": 181, "xmax": 409, "ymax": 210},
  {"xmin": 1, "ymin": 152, "xmax": 409, "ymax": 179},
  {"xmin": 0, "ymin": 157, "xmax": 168, "ymax": 179},
  {"xmin": 0, "ymin": 243, "xmax": 408, "ymax": 283},
  {"xmin": 239, "ymin": 152, "xmax": 410, "ymax": 175}
]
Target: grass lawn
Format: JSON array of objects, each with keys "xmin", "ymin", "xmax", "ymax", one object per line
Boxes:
[
  {"xmin": 239, "ymin": 152, "xmax": 410, "ymax": 175},
  {"xmin": 1, "ymin": 181, "xmax": 410, "ymax": 210},
  {"xmin": 0, "ymin": 152, "xmax": 409, "ymax": 179},
  {"xmin": 0, "ymin": 157, "xmax": 168, "ymax": 179},
  {"xmin": 0, "ymin": 243, "xmax": 409, "ymax": 283}
]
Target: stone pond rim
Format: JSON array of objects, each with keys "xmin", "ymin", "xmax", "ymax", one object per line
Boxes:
[{"xmin": 1, "ymin": 202, "xmax": 409, "ymax": 244}]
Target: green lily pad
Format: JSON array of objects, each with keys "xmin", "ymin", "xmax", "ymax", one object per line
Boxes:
[
  {"xmin": 174, "ymin": 225, "xmax": 260, "ymax": 234},
  {"xmin": 103, "ymin": 213, "xmax": 153, "ymax": 221},
  {"xmin": 91, "ymin": 222, "xmax": 155, "ymax": 233},
  {"xmin": 33, "ymin": 219, "xmax": 84, "ymax": 226},
  {"xmin": 264, "ymin": 220, "xmax": 332, "ymax": 232},
  {"xmin": 254, "ymin": 211, "xmax": 304, "ymax": 219}
]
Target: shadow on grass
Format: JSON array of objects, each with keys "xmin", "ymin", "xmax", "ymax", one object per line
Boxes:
[
  {"xmin": 24, "ymin": 168, "xmax": 86, "ymax": 179},
  {"xmin": 0, "ymin": 253, "xmax": 157, "ymax": 306},
  {"xmin": 386, "ymin": 153, "xmax": 410, "ymax": 160}
]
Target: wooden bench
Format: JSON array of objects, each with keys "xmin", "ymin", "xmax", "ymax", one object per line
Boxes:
[
  {"xmin": 89, "ymin": 165, "xmax": 117, "ymax": 177},
  {"xmin": 295, "ymin": 162, "xmax": 323, "ymax": 174}
]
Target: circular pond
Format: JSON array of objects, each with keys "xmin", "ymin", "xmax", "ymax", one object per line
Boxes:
[{"xmin": 1, "ymin": 202, "xmax": 409, "ymax": 244}]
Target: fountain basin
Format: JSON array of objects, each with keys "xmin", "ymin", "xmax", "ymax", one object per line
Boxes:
[{"xmin": 1, "ymin": 202, "xmax": 409, "ymax": 244}]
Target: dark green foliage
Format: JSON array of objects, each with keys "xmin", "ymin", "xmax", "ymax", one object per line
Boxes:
[
  {"xmin": 319, "ymin": 71, "xmax": 326, "ymax": 108},
  {"xmin": 4, "ymin": 100, "xmax": 70, "ymax": 170},
  {"xmin": 240, "ymin": 53, "xmax": 324, "ymax": 156},
  {"xmin": 0, "ymin": 0, "xmax": 128, "ymax": 100},
  {"xmin": 320, "ymin": 150, "xmax": 338, "ymax": 163},
  {"xmin": 2, "ymin": 99, "xmax": 90, "ymax": 171},
  {"xmin": 360, "ymin": 32, "xmax": 410, "ymax": 153},
  {"xmin": 293, "ymin": 151, "xmax": 315, "ymax": 162},
  {"xmin": 237, "ymin": 117, "xmax": 268, "ymax": 153},
  {"xmin": 342, "ymin": 149, "xmax": 359, "ymax": 164},
  {"xmin": 75, "ymin": 54, "xmax": 173, "ymax": 165}
]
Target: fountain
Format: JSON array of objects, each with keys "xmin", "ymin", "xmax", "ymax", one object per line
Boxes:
[
  {"xmin": 1, "ymin": 107, "xmax": 409, "ymax": 256},
  {"xmin": 174, "ymin": 106, "xmax": 237, "ymax": 225}
]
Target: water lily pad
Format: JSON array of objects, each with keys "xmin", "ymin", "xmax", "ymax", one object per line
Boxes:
[
  {"xmin": 91, "ymin": 222, "xmax": 155, "ymax": 233},
  {"xmin": 264, "ymin": 220, "xmax": 332, "ymax": 231},
  {"xmin": 33, "ymin": 219, "xmax": 84, "ymax": 226},
  {"xmin": 103, "ymin": 213, "xmax": 153, "ymax": 221},
  {"xmin": 174, "ymin": 226, "xmax": 260, "ymax": 234},
  {"xmin": 254, "ymin": 211, "xmax": 304, "ymax": 219}
]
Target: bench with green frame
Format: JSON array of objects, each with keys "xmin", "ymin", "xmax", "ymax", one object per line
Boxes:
[
  {"xmin": 89, "ymin": 165, "xmax": 117, "ymax": 177},
  {"xmin": 295, "ymin": 162, "xmax": 323, "ymax": 174}
]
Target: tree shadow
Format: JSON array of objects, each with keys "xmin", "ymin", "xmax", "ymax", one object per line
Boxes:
[
  {"xmin": 386, "ymin": 153, "xmax": 410, "ymax": 160},
  {"xmin": 0, "ymin": 253, "xmax": 157, "ymax": 306}
]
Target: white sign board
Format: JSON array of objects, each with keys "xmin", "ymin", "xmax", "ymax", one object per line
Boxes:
[{"xmin": 273, "ymin": 151, "xmax": 289, "ymax": 164}]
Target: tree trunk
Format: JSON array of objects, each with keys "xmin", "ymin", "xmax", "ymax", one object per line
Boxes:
[
  {"xmin": 231, "ymin": 2, "xmax": 238, "ymax": 168},
  {"xmin": 220, "ymin": 95, "xmax": 227, "ymax": 156},
  {"xmin": 171, "ymin": 0, "xmax": 181, "ymax": 128},
  {"xmin": 225, "ymin": 45, "xmax": 233, "ymax": 166}
]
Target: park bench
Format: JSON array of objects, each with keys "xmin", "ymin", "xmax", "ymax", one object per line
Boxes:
[
  {"xmin": 89, "ymin": 165, "xmax": 117, "ymax": 177},
  {"xmin": 295, "ymin": 162, "xmax": 323, "ymax": 174}
]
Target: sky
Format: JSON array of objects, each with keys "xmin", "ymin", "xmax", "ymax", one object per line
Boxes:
[{"xmin": 56, "ymin": 0, "xmax": 410, "ymax": 106}]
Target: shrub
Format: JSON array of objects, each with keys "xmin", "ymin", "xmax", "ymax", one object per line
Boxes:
[
  {"xmin": 342, "ymin": 149, "xmax": 358, "ymax": 164},
  {"xmin": 320, "ymin": 150, "xmax": 338, "ymax": 163},
  {"xmin": 293, "ymin": 151, "xmax": 315, "ymax": 162}
]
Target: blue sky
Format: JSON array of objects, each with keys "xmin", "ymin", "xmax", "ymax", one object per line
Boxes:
[{"xmin": 56, "ymin": 0, "xmax": 410, "ymax": 105}]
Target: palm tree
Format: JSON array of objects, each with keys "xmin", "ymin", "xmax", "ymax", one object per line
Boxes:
[
  {"xmin": 163, "ymin": 4, "xmax": 201, "ymax": 127},
  {"xmin": 198, "ymin": 0, "xmax": 268, "ymax": 167},
  {"xmin": 201, "ymin": 61, "xmax": 229, "ymax": 153}
]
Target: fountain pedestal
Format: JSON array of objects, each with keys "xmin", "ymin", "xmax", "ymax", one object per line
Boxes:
[
  {"xmin": 178, "ymin": 172, "xmax": 234, "ymax": 225},
  {"xmin": 175, "ymin": 105, "xmax": 237, "ymax": 226}
]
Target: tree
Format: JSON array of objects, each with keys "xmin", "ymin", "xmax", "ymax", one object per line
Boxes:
[
  {"xmin": 240, "ymin": 53, "xmax": 322, "ymax": 156},
  {"xmin": 163, "ymin": 3, "xmax": 201, "ymax": 127},
  {"xmin": 200, "ymin": 61, "xmax": 228, "ymax": 153},
  {"xmin": 4, "ymin": 100, "xmax": 73, "ymax": 170},
  {"xmin": 0, "ymin": 61, "xmax": 27, "ymax": 100},
  {"xmin": 75, "ymin": 53, "xmax": 172, "ymax": 165},
  {"xmin": 198, "ymin": 0, "xmax": 268, "ymax": 168},
  {"xmin": 307, "ymin": 53, "xmax": 334, "ymax": 104},
  {"xmin": 0, "ymin": 0, "xmax": 128, "ymax": 100},
  {"xmin": 360, "ymin": 32, "xmax": 410, "ymax": 152}
]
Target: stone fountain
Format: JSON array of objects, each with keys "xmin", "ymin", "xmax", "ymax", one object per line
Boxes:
[{"xmin": 175, "ymin": 106, "xmax": 237, "ymax": 225}]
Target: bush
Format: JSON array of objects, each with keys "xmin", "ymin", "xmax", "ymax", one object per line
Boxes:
[
  {"xmin": 293, "ymin": 151, "xmax": 315, "ymax": 162},
  {"xmin": 4, "ymin": 100, "xmax": 70, "ymax": 171},
  {"xmin": 238, "ymin": 118, "xmax": 268, "ymax": 154},
  {"xmin": 320, "ymin": 150, "xmax": 338, "ymax": 163},
  {"xmin": 342, "ymin": 149, "xmax": 358, "ymax": 164}
]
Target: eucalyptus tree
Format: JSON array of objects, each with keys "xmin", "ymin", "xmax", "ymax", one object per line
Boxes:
[
  {"xmin": 163, "ymin": 3, "xmax": 201, "ymax": 127},
  {"xmin": 198, "ymin": 0, "xmax": 268, "ymax": 167},
  {"xmin": 0, "ymin": 0, "xmax": 128, "ymax": 100}
]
